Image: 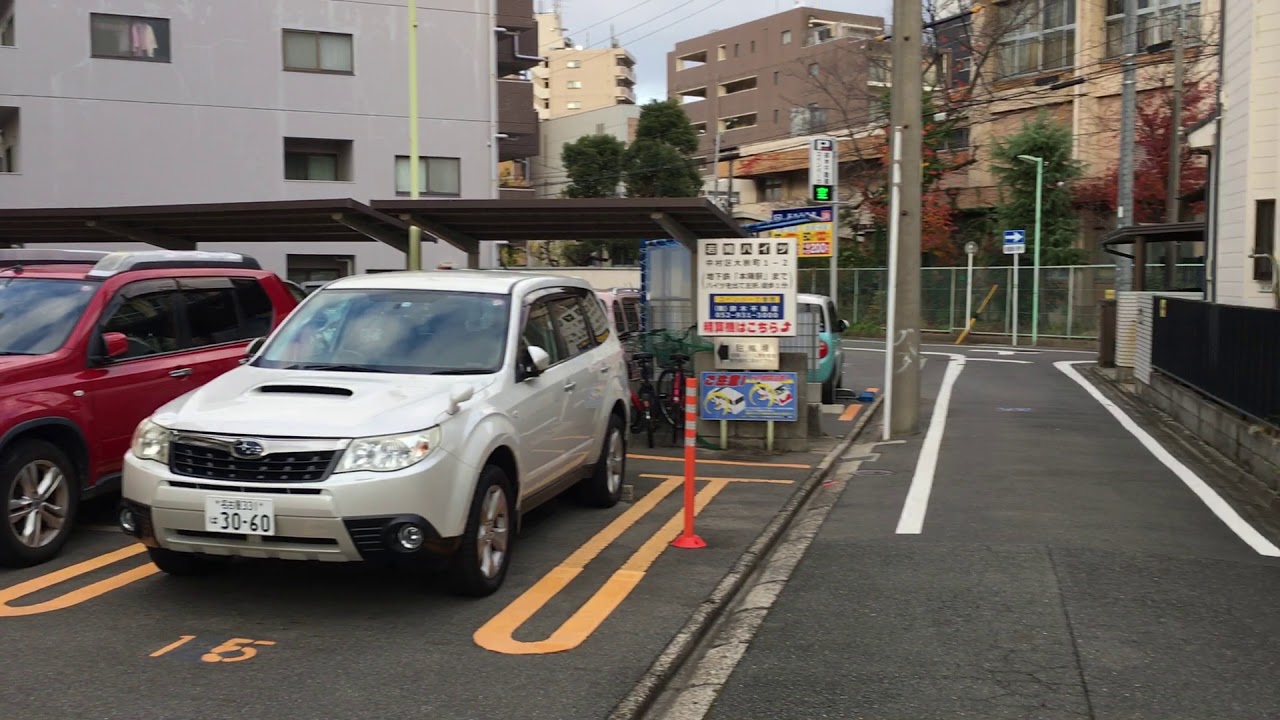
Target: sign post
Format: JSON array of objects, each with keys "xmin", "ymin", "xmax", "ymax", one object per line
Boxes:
[
  {"xmin": 964, "ymin": 241, "xmax": 977, "ymax": 331},
  {"xmin": 809, "ymin": 136, "xmax": 839, "ymax": 300},
  {"xmin": 1003, "ymin": 230, "xmax": 1026, "ymax": 347}
]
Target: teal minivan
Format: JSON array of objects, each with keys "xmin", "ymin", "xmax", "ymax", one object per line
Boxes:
[{"xmin": 798, "ymin": 293, "xmax": 848, "ymax": 403}]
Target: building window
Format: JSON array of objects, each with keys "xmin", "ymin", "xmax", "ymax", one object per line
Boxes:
[
  {"xmin": 717, "ymin": 45, "xmax": 727, "ymax": 61},
  {"xmin": 773, "ymin": 70, "xmax": 780, "ymax": 84},
  {"xmin": 734, "ymin": 43, "xmax": 740, "ymax": 57},
  {"xmin": 1, "ymin": 0, "xmax": 14, "ymax": 47},
  {"xmin": 0, "ymin": 106, "xmax": 16, "ymax": 173},
  {"xmin": 773, "ymin": 108, "xmax": 779, "ymax": 124},
  {"xmin": 395, "ymin": 156, "xmax": 461, "ymax": 196},
  {"xmin": 808, "ymin": 62, "xmax": 820, "ymax": 77},
  {"xmin": 567, "ymin": 100, "xmax": 582, "ymax": 109},
  {"xmin": 1255, "ymin": 199, "xmax": 1276, "ymax": 282},
  {"xmin": 761, "ymin": 177, "xmax": 783, "ymax": 202},
  {"xmin": 566, "ymin": 59, "xmax": 581, "ymax": 68},
  {"xmin": 720, "ymin": 76, "xmax": 758, "ymax": 96},
  {"xmin": 869, "ymin": 58, "xmax": 891, "ymax": 84},
  {"xmin": 1105, "ymin": 0, "xmax": 1199, "ymax": 58},
  {"xmin": 720, "ymin": 113, "xmax": 757, "ymax": 132},
  {"xmin": 997, "ymin": 0, "xmax": 1076, "ymax": 77},
  {"xmin": 750, "ymin": 40, "xmax": 756, "ymax": 53},
  {"xmin": 283, "ymin": 137, "xmax": 352, "ymax": 181},
  {"xmin": 287, "ymin": 255, "xmax": 354, "ymax": 285},
  {"xmin": 567, "ymin": 80, "xmax": 583, "ymax": 89},
  {"xmin": 781, "ymin": 30, "xmax": 792, "ymax": 45},
  {"xmin": 282, "ymin": 30, "xmax": 354, "ymax": 73},
  {"xmin": 807, "ymin": 24, "xmax": 834, "ymax": 46},
  {"xmin": 90, "ymin": 13, "xmax": 170, "ymax": 62}
]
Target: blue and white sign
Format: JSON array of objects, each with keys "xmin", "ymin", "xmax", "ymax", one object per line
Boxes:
[
  {"xmin": 697, "ymin": 238, "xmax": 798, "ymax": 337},
  {"xmin": 700, "ymin": 371, "xmax": 799, "ymax": 422},
  {"xmin": 1003, "ymin": 229, "xmax": 1027, "ymax": 255}
]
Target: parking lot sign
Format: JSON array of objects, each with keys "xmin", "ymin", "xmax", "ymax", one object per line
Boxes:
[
  {"xmin": 769, "ymin": 206, "xmax": 834, "ymax": 258},
  {"xmin": 696, "ymin": 238, "xmax": 797, "ymax": 337},
  {"xmin": 809, "ymin": 137, "xmax": 836, "ymax": 203}
]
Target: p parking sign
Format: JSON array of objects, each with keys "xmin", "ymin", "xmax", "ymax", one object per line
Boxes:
[{"xmin": 809, "ymin": 136, "xmax": 837, "ymax": 204}]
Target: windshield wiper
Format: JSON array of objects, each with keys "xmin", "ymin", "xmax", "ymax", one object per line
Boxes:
[
  {"xmin": 428, "ymin": 369, "xmax": 494, "ymax": 375},
  {"xmin": 282, "ymin": 363, "xmax": 392, "ymax": 373}
]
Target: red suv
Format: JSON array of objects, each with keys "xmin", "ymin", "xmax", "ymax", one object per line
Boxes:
[{"xmin": 0, "ymin": 249, "xmax": 299, "ymax": 567}]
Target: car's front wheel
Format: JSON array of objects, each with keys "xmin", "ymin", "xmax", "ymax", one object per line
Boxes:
[
  {"xmin": 0, "ymin": 439, "xmax": 80, "ymax": 568},
  {"xmin": 447, "ymin": 465, "xmax": 514, "ymax": 597},
  {"xmin": 147, "ymin": 547, "xmax": 230, "ymax": 576}
]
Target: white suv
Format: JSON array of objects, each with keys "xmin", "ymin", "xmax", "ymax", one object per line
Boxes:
[{"xmin": 120, "ymin": 271, "xmax": 630, "ymax": 596}]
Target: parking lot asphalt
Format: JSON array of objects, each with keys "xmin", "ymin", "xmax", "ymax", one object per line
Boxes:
[{"xmin": 0, "ymin": 363, "xmax": 878, "ymax": 720}]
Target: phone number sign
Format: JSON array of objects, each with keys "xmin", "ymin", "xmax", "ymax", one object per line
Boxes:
[{"xmin": 697, "ymin": 238, "xmax": 797, "ymax": 337}]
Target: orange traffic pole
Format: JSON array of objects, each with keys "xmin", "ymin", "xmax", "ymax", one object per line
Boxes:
[{"xmin": 672, "ymin": 376, "xmax": 706, "ymax": 549}]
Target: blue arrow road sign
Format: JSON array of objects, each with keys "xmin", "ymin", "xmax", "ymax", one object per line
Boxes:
[{"xmin": 1003, "ymin": 229, "xmax": 1026, "ymax": 244}]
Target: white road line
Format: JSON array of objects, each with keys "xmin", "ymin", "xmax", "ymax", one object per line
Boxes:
[
  {"xmin": 895, "ymin": 352, "xmax": 966, "ymax": 534},
  {"xmin": 1056, "ymin": 360, "xmax": 1280, "ymax": 557},
  {"xmin": 844, "ymin": 340, "xmax": 1095, "ymax": 355},
  {"xmin": 846, "ymin": 347, "xmax": 1031, "ymax": 364}
]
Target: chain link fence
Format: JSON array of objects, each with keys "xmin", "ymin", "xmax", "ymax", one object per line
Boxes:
[{"xmin": 798, "ymin": 264, "xmax": 1206, "ymax": 340}]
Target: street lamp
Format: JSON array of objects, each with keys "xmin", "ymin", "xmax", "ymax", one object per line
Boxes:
[{"xmin": 1017, "ymin": 154, "xmax": 1044, "ymax": 345}]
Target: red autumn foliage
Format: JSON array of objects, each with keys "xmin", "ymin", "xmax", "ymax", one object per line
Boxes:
[
  {"xmin": 1076, "ymin": 81, "xmax": 1213, "ymax": 222},
  {"xmin": 860, "ymin": 129, "xmax": 960, "ymax": 264}
]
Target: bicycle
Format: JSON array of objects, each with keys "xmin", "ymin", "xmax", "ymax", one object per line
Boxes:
[
  {"xmin": 620, "ymin": 331, "xmax": 659, "ymax": 449},
  {"xmin": 656, "ymin": 352, "xmax": 690, "ymax": 446}
]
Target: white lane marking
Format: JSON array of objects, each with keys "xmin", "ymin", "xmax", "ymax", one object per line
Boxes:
[
  {"xmin": 846, "ymin": 347, "xmax": 1031, "ymax": 364},
  {"xmin": 1056, "ymin": 360, "xmax": 1280, "ymax": 557},
  {"xmin": 844, "ymin": 340, "xmax": 1095, "ymax": 355},
  {"xmin": 895, "ymin": 352, "xmax": 966, "ymax": 534}
]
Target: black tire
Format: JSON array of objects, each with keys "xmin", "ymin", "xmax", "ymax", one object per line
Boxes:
[
  {"xmin": 822, "ymin": 374, "xmax": 836, "ymax": 405},
  {"xmin": 577, "ymin": 413, "xmax": 626, "ymax": 508},
  {"xmin": 147, "ymin": 547, "xmax": 229, "ymax": 576},
  {"xmin": 447, "ymin": 465, "xmax": 514, "ymax": 598},
  {"xmin": 637, "ymin": 385, "xmax": 658, "ymax": 449},
  {"xmin": 0, "ymin": 439, "xmax": 81, "ymax": 568},
  {"xmin": 656, "ymin": 369, "xmax": 680, "ymax": 428}
]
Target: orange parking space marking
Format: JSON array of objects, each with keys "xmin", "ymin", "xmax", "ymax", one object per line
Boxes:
[
  {"xmin": 0, "ymin": 543, "xmax": 158, "ymax": 617},
  {"xmin": 628, "ymin": 453, "xmax": 811, "ymax": 470},
  {"xmin": 474, "ymin": 478, "xmax": 728, "ymax": 655},
  {"xmin": 839, "ymin": 404, "xmax": 863, "ymax": 422},
  {"xmin": 639, "ymin": 474, "xmax": 795, "ymax": 485}
]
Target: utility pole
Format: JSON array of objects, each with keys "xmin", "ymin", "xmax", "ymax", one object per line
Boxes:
[
  {"xmin": 1164, "ymin": 4, "xmax": 1187, "ymax": 289},
  {"xmin": 884, "ymin": 0, "xmax": 923, "ymax": 438},
  {"xmin": 712, "ymin": 130, "xmax": 723, "ymax": 209},
  {"xmin": 1116, "ymin": 0, "xmax": 1138, "ymax": 291},
  {"xmin": 406, "ymin": 0, "xmax": 423, "ymax": 270}
]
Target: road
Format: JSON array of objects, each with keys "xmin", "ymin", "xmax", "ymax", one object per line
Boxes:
[{"xmin": 664, "ymin": 340, "xmax": 1280, "ymax": 720}]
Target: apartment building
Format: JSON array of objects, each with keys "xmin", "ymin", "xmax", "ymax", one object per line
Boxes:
[
  {"xmin": 667, "ymin": 7, "xmax": 885, "ymax": 158},
  {"xmin": 0, "ymin": 0, "xmax": 539, "ymax": 279},
  {"xmin": 1199, "ymin": 0, "xmax": 1278, "ymax": 308},
  {"xmin": 531, "ymin": 10, "xmax": 636, "ymax": 121}
]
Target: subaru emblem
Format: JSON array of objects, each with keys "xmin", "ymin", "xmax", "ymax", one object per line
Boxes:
[{"xmin": 231, "ymin": 439, "xmax": 265, "ymax": 459}]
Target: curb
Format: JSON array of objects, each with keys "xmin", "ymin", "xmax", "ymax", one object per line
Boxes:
[{"xmin": 606, "ymin": 395, "xmax": 884, "ymax": 720}]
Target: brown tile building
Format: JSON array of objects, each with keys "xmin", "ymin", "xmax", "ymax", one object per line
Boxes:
[{"xmin": 667, "ymin": 7, "xmax": 885, "ymax": 158}]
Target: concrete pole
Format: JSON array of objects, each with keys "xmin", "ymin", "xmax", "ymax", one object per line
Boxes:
[
  {"xmin": 406, "ymin": 0, "xmax": 422, "ymax": 270},
  {"xmin": 1116, "ymin": 0, "xmax": 1138, "ymax": 291},
  {"xmin": 1030, "ymin": 157, "xmax": 1043, "ymax": 345},
  {"xmin": 887, "ymin": 0, "xmax": 922, "ymax": 436},
  {"xmin": 1165, "ymin": 4, "xmax": 1186, "ymax": 289}
]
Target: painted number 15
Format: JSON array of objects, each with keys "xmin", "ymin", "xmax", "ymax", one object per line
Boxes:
[{"xmin": 150, "ymin": 635, "xmax": 277, "ymax": 663}]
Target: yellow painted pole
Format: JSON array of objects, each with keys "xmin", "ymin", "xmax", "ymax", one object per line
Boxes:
[
  {"xmin": 407, "ymin": 0, "xmax": 422, "ymax": 270},
  {"xmin": 955, "ymin": 284, "xmax": 1000, "ymax": 345}
]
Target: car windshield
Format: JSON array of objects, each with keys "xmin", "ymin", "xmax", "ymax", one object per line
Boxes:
[
  {"xmin": 0, "ymin": 278, "xmax": 100, "ymax": 355},
  {"xmin": 254, "ymin": 288, "xmax": 511, "ymax": 375}
]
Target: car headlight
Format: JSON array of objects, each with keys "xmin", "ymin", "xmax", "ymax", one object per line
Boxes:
[
  {"xmin": 131, "ymin": 418, "xmax": 171, "ymax": 463},
  {"xmin": 336, "ymin": 427, "xmax": 441, "ymax": 473}
]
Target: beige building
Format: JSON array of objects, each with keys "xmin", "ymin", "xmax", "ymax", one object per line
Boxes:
[
  {"xmin": 1198, "ymin": 0, "xmax": 1278, "ymax": 308},
  {"xmin": 532, "ymin": 10, "xmax": 636, "ymax": 120}
]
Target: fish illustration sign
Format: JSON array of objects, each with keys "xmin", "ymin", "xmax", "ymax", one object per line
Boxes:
[{"xmin": 700, "ymin": 372, "xmax": 798, "ymax": 422}]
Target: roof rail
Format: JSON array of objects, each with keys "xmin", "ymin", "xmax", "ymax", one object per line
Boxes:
[
  {"xmin": 0, "ymin": 248, "xmax": 111, "ymax": 268},
  {"xmin": 86, "ymin": 250, "xmax": 262, "ymax": 278}
]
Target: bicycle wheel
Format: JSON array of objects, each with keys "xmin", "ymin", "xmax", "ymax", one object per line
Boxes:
[
  {"xmin": 637, "ymin": 384, "xmax": 658, "ymax": 449},
  {"xmin": 656, "ymin": 368, "xmax": 686, "ymax": 440}
]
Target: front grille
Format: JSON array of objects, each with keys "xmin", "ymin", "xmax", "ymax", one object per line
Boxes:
[
  {"xmin": 343, "ymin": 518, "xmax": 390, "ymax": 559},
  {"xmin": 173, "ymin": 529, "xmax": 337, "ymax": 546},
  {"xmin": 168, "ymin": 480, "xmax": 324, "ymax": 495},
  {"xmin": 170, "ymin": 443, "xmax": 338, "ymax": 483}
]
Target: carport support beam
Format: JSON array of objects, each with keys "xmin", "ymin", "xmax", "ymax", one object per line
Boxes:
[
  {"xmin": 652, "ymin": 211, "xmax": 702, "ymax": 334},
  {"xmin": 331, "ymin": 213, "xmax": 410, "ymax": 254},
  {"xmin": 399, "ymin": 215, "xmax": 482, "ymax": 269},
  {"xmin": 84, "ymin": 220, "xmax": 195, "ymax": 252}
]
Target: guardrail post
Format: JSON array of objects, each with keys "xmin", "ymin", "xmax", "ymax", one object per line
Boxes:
[{"xmin": 673, "ymin": 376, "xmax": 706, "ymax": 549}]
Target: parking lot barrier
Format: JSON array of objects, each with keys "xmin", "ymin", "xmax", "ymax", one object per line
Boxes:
[{"xmin": 672, "ymin": 376, "xmax": 707, "ymax": 549}]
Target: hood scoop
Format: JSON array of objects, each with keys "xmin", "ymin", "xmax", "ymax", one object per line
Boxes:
[{"xmin": 254, "ymin": 384, "xmax": 354, "ymax": 397}]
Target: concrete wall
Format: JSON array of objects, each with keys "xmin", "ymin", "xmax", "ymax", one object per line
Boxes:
[
  {"xmin": 0, "ymin": 0, "xmax": 497, "ymax": 276},
  {"xmin": 530, "ymin": 104, "xmax": 640, "ymax": 197},
  {"xmin": 1214, "ymin": 0, "xmax": 1278, "ymax": 307},
  {"xmin": 1137, "ymin": 373, "xmax": 1280, "ymax": 512}
]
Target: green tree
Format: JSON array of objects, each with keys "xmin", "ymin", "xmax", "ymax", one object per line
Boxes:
[
  {"xmin": 990, "ymin": 112, "xmax": 1085, "ymax": 265},
  {"xmin": 623, "ymin": 100, "xmax": 701, "ymax": 198},
  {"xmin": 562, "ymin": 134, "xmax": 626, "ymax": 198}
]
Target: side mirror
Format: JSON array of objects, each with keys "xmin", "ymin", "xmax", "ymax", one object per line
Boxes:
[
  {"xmin": 246, "ymin": 337, "xmax": 266, "ymax": 357},
  {"xmin": 838, "ymin": 318, "xmax": 849, "ymax": 333},
  {"xmin": 528, "ymin": 346, "xmax": 551, "ymax": 372},
  {"xmin": 103, "ymin": 332, "xmax": 129, "ymax": 360},
  {"xmin": 445, "ymin": 385, "xmax": 475, "ymax": 416}
]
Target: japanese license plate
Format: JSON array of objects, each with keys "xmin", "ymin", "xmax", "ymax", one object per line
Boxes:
[{"xmin": 204, "ymin": 496, "xmax": 275, "ymax": 536}]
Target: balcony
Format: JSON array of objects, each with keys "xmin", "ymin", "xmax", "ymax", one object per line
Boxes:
[
  {"xmin": 615, "ymin": 64, "xmax": 636, "ymax": 84},
  {"xmin": 496, "ymin": 0, "xmax": 535, "ymax": 31},
  {"xmin": 614, "ymin": 85, "xmax": 636, "ymax": 104},
  {"xmin": 496, "ymin": 27, "xmax": 540, "ymax": 76},
  {"xmin": 498, "ymin": 79, "xmax": 538, "ymax": 161}
]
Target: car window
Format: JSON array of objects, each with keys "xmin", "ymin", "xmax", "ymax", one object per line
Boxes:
[
  {"xmin": 102, "ymin": 280, "xmax": 182, "ymax": 359},
  {"xmin": 0, "ymin": 278, "xmax": 100, "ymax": 356},
  {"xmin": 234, "ymin": 279, "xmax": 275, "ymax": 338},
  {"xmin": 581, "ymin": 292, "xmax": 612, "ymax": 344},
  {"xmin": 180, "ymin": 278, "xmax": 240, "ymax": 348},
  {"xmin": 522, "ymin": 301, "xmax": 564, "ymax": 366},
  {"xmin": 284, "ymin": 281, "xmax": 308, "ymax": 303},
  {"xmin": 253, "ymin": 288, "xmax": 510, "ymax": 374},
  {"xmin": 618, "ymin": 296, "xmax": 642, "ymax": 334},
  {"xmin": 549, "ymin": 296, "xmax": 594, "ymax": 359},
  {"xmin": 801, "ymin": 302, "xmax": 825, "ymax": 333},
  {"xmin": 826, "ymin": 300, "xmax": 840, "ymax": 332}
]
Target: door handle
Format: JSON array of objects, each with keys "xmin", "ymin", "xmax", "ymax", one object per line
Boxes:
[
  {"xmin": 599, "ymin": 366, "xmax": 611, "ymax": 373},
  {"xmin": 563, "ymin": 382, "xmax": 577, "ymax": 392},
  {"xmin": 169, "ymin": 368, "xmax": 193, "ymax": 378}
]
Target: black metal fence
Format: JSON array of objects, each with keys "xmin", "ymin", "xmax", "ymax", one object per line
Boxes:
[{"xmin": 1151, "ymin": 297, "xmax": 1280, "ymax": 426}]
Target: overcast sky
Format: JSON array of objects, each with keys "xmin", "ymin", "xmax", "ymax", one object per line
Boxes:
[{"xmin": 548, "ymin": 0, "xmax": 894, "ymax": 102}]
